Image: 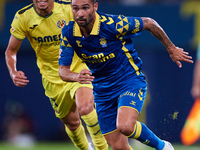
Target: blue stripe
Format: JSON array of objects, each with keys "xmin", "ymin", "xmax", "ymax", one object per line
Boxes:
[
  {"xmin": 85, "ymin": 122, "xmax": 101, "ymax": 135},
  {"xmin": 18, "ymin": 4, "xmax": 34, "ymax": 14},
  {"xmin": 86, "ymin": 122, "xmax": 99, "ymax": 128},
  {"xmin": 55, "ymin": 0, "xmax": 71, "ymax": 4},
  {"xmin": 93, "ymin": 129, "xmax": 100, "ymax": 135}
]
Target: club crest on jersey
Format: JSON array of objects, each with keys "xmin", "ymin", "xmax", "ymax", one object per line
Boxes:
[
  {"xmin": 57, "ymin": 20, "xmax": 66, "ymax": 29},
  {"xmin": 99, "ymin": 38, "xmax": 107, "ymax": 48}
]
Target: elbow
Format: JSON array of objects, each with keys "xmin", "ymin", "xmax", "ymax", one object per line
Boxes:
[
  {"xmin": 59, "ymin": 66, "xmax": 65, "ymax": 81},
  {"xmin": 5, "ymin": 48, "xmax": 14, "ymax": 64},
  {"xmin": 142, "ymin": 17, "xmax": 157, "ymax": 31},
  {"xmin": 59, "ymin": 65, "xmax": 73, "ymax": 82},
  {"xmin": 59, "ymin": 73, "xmax": 65, "ymax": 81}
]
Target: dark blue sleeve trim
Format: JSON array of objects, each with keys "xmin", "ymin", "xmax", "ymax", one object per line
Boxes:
[{"xmin": 54, "ymin": 0, "xmax": 71, "ymax": 4}]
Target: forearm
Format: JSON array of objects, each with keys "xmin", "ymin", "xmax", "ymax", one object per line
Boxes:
[
  {"xmin": 5, "ymin": 49, "xmax": 17, "ymax": 79},
  {"xmin": 59, "ymin": 65, "xmax": 79, "ymax": 82},
  {"xmin": 142, "ymin": 17, "xmax": 175, "ymax": 51},
  {"xmin": 5, "ymin": 35, "xmax": 22, "ymax": 78},
  {"xmin": 141, "ymin": 17, "xmax": 192, "ymax": 67}
]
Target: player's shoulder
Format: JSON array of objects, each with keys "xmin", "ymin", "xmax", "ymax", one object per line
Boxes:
[
  {"xmin": 98, "ymin": 12, "xmax": 121, "ymax": 24},
  {"xmin": 97, "ymin": 12, "xmax": 120, "ymax": 35},
  {"xmin": 17, "ymin": 3, "xmax": 34, "ymax": 15},
  {"xmin": 54, "ymin": 0, "xmax": 72, "ymax": 15},
  {"xmin": 98, "ymin": 11, "xmax": 124, "ymax": 32},
  {"xmin": 64, "ymin": 20, "xmax": 74, "ymax": 32},
  {"xmin": 54, "ymin": 0, "xmax": 71, "ymax": 7},
  {"xmin": 98, "ymin": 11, "xmax": 139, "ymax": 25},
  {"xmin": 62, "ymin": 20, "xmax": 75, "ymax": 35}
]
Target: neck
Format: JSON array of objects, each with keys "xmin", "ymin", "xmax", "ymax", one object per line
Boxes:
[
  {"xmin": 36, "ymin": 3, "xmax": 54, "ymax": 17},
  {"xmin": 80, "ymin": 14, "xmax": 96, "ymax": 38}
]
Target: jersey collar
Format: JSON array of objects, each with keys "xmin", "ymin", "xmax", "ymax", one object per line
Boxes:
[
  {"xmin": 74, "ymin": 12, "xmax": 101, "ymax": 37},
  {"xmin": 33, "ymin": 6, "xmax": 53, "ymax": 18}
]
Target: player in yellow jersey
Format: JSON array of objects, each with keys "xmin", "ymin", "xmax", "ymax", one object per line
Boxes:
[{"xmin": 5, "ymin": 0, "xmax": 108, "ymax": 150}]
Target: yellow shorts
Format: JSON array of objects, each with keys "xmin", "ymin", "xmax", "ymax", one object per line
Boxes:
[{"xmin": 42, "ymin": 76, "xmax": 93, "ymax": 119}]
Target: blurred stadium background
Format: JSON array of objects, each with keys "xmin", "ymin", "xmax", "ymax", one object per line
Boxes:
[{"xmin": 0, "ymin": 0, "xmax": 200, "ymax": 149}]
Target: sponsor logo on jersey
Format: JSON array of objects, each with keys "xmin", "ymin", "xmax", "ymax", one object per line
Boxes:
[
  {"xmin": 11, "ymin": 27, "xmax": 15, "ymax": 33},
  {"xmin": 14, "ymin": 16, "xmax": 18, "ymax": 19},
  {"xmin": 119, "ymin": 91, "xmax": 136, "ymax": 98},
  {"xmin": 130, "ymin": 101, "xmax": 136, "ymax": 106},
  {"xmin": 143, "ymin": 140, "xmax": 150, "ymax": 145},
  {"xmin": 81, "ymin": 52, "xmax": 115, "ymax": 64},
  {"xmin": 30, "ymin": 24, "xmax": 38, "ymax": 29},
  {"xmin": 138, "ymin": 89, "xmax": 143, "ymax": 101},
  {"xmin": 33, "ymin": 34, "xmax": 61, "ymax": 43},
  {"xmin": 57, "ymin": 20, "xmax": 66, "ymax": 29},
  {"xmin": 76, "ymin": 40, "xmax": 82, "ymax": 47},
  {"xmin": 32, "ymin": 34, "xmax": 61, "ymax": 47},
  {"xmin": 132, "ymin": 19, "xmax": 140, "ymax": 33}
]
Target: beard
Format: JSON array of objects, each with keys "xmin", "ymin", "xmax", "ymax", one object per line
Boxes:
[{"xmin": 75, "ymin": 12, "xmax": 94, "ymax": 27}]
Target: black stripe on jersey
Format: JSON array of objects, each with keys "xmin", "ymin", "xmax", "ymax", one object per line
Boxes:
[
  {"xmin": 50, "ymin": 98, "xmax": 58, "ymax": 107},
  {"xmin": 18, "ymin": 4, "xmax": 34, "ymax": 15},
  {"xmin": 55, "ymin": 0, "xmax": 71, "ymax": 4}
]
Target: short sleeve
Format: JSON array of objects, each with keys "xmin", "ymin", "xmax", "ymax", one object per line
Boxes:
[
  {"xmin": 59, "ymin": 32, "xmax": 74, "ymax": 66},
  {"xmin": 10, "ymin": 12, "xmax": 27, "ymax": 40},
  {"xmin": 115, "ymin": 15, "xmax": 143, "ymax": 40}
]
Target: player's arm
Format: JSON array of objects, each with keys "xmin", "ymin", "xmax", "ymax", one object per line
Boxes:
[
  {"xmin": 5, "ymin": 35, "xmax": 29, "ymax": 87},
  {"xmin": 59, "ymin": 43, "xmax": 94, "ymax": 84},
  {"xmin": 59, "ymin": 65, "xmax": 94, "ymax": 84},
  {"xmin": 141, "ymin": 17, "xmax": 193, "ymax": 68}
]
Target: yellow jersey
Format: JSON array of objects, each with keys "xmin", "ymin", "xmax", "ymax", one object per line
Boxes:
[{"xmin": 10, "ymin": 0, "xmax": 87, "ymax": 84}]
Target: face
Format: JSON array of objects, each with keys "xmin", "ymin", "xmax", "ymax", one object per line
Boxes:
[
  {"xmin": 71, "ymin": 0, "xmax": 98, "ymax": 27},
  {"xmin": 33, "ymin": 0, "xmax": 54, "ymax": 15}
]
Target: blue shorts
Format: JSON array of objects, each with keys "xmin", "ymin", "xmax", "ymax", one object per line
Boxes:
[{"xmin": 95, "ymin": 73, "xmax": 147, "ymax": 135}]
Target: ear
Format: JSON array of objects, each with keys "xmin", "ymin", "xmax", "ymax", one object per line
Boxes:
[{"xmin": 94, "ymin": 2, "xmax": 98, "ymax": 12}]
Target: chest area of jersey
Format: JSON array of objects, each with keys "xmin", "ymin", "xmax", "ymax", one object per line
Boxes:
[
  {"xmin": 29, "ymin": 17, "xmax": 66, "ymax": 44},
  {"xmin": 74, "ymin": 36, "xmax": 122, "ymax": 63}
]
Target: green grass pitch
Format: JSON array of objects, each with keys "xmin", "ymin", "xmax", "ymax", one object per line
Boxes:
[{"xmin": 0, "ymin": 142, "xmax": 200, "ymax": 150}]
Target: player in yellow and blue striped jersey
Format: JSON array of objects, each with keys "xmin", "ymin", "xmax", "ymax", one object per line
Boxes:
[
  {"xmin": 59, "ymin": 0, "xmax": 193, "ymax": 150},
  {"xmin": 5, "ymin": 0, "xmax": 108, "ymax": 150}
]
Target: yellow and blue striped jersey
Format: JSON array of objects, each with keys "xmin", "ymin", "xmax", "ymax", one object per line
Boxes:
[
  {"xmin": 59, "ymin": 12, "xmax": 144, "ymax": 99},
  {"xmin": 10, "ymin": 0, "xmax": 87, "ymax": 84}
]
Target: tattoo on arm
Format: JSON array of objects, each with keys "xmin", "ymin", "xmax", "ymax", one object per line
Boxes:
[{"xmin": 149, "ymin": 23, "xmax": 173, "ymax": 49}]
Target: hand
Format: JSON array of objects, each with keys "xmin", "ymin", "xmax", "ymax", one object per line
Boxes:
[
  {"xmin": 11, "ymin": 71, "xmax": 29, "ymax": 87},
  {"xmin": 76, "ymin": 69, "xmax": 95, "ymax": 84},
  {"xmin": 168, "ymin": 46, "xmax": 193, "ymax": 68}
]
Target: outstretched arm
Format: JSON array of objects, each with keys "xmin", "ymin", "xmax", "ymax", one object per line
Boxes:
[
  {"xmin": 141, "ymin": 17, "xmax": 193, "ymax": 68},
  {"xmin": 59, "ymin": 65, "xmax": 94, "ymax": 84},
  {"xmin": 5, "ymin": 35, "xmax": 29, "ymax": 87}
]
